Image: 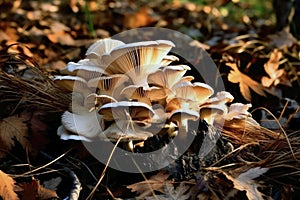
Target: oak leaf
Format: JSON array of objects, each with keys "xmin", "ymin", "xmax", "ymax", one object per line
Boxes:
[
  {"xmin": 222, "ymin": 167, "xmax": 268, "ymax": 200},
  {"xmin": 127, "ymin": 171, "xmax": 169, "ymax": 199},
  {"xmin": 0, "ymin": 170, "xmax": 19, "ymax": 200},
  {"xmin": 18, "ymin": 179, "xmax": 58, "ymax": 200},
  {"xmin": 0, "ymin": 115, "xmax": 31, "ymax": 158},
  {"xmin": 261, "ymin": 49, "xmax": 291, "ymax": 87},
  {"xmin": 227, "ymin": 63, "xmax": 266, "ymax": 101}
]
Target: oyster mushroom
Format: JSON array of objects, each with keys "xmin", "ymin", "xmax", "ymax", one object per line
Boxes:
[
  {"xmin": 121, "ymin": 85, "xmax": 166, "ymax": 105},
  {"xmin": 84, "ymin": 93, "xmax": 117, "ymax": 111},
  {"xmin": 59, "ymin": 59, "xmax": 106, "ymax": 80},
  {"xmin": 102, "ymin": 40, "xmax": 175, "ymax": 89},
  {"xmin": 148, "ymin": 65, "xmax": 191, "ymax": 96},
  {"xmin": 199, "ymin": 104, "xmax": 226, "ymax": 125},
  {"xmin": 98, "ymin": 101, "xmax": 156, "ymax": 149},
  {"xmin": 87, "ymin": 74, "xmax": 129, "ymax": 99},
  {"xmin": 160, "ymin": 55, "xmax": 179, "ymax": 66},
  {"xmin": 58, "ymin": 109, "xmax": 103, "ymax": 141},
  {"xmin": 85, "ymin": 38, "xmax": 125, "ymax": 59},
  {"xmin": 166, "ymin": 81, "xmax": 214, "ymax": 112},
  {"xmin": 53, "ymin": 75, "xmax": 91, "ymax": 95}
]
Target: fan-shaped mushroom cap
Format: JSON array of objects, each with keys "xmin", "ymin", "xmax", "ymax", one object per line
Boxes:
[
  {"xmin": 100, "ymin": 122, "xmax": 153, "ymax": 141},
  {"xmin": 173, "ymin": 82, "xmax": 214, "ymax": 103},
  {"xmin": 102, "ymin": 40, "xmax": 175, "ymax": 88},
  {"xmin": 98, "ymin": 101, "xmax": 155, "ymax": 122},
  {"xmin": 199, "ymin": 104, "xmax": 226, "ymax": 125},
  {"xmin": 57, "ymin": 126, "xmax": 92, "ymax": 142},
  {"xmin": 84, "ymin": 93, "xmax": 117, "ymax": 111},
  {"xmin": 87, "ymin": 74, "xmax": 128, "ymax": 98},
  {"xmin": 53, "ymin": 75, "xmax": 91, "ymax": 94},
  {"xmin": 86, "ymin": 38, "xmax": 125, "ymax": 59},
  {"xmin": 160, "ymin": 55, "xmax": 179, "ymax": 66},
  {"xmin": 224, "ymin": 103, "xmax": 252, "ymax": 120},
  {"xmin": 148, "ymin": 65, "xmax": 190, "ymax": 89},
  {"xmin": 121, "ymin": 85, "xmax": 166, "ymax": 105},
  {"xmin": 59, "ymin": 59, "xmax": 106, "ymax": 80},
  {"xmin": 205, "ymin": 91, "xmax": 234, "ymax": 105},
  {"xmin": 60, "ymin": 110, "xmax": 103, "ymax": 138},
  {"xmin": 169, "ymin": 109, "xmax": 199, "ymax": 126}
]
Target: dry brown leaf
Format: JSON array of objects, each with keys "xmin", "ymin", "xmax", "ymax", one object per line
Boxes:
[
  {"xmin": 227, "ymin": 63, "xmax": 266, "ymax": 101},
  {"xmin": 124, "ymin": 7, "xmax": 157, "ymax": 29},
  {"xmin": 127, "ymin": 171, "xmax": 169, "ymax": 198},
  {"xmin": 18, "ymin": 179, "xmax": 58, "ymax": 200},
  {"xmin": 222, "ymin": 167, "xmax": 268, "ymax": 200},
  {"xmin": 0, "ymin": 170, "xmax": 19, "ymax": 200},
  {"xmin": 0, "ymin": 115, "xmax": 31, "ymax": 158},
  {"xmin": 261, "ymin": 49, "xmax": 291, "ymax": 87}
]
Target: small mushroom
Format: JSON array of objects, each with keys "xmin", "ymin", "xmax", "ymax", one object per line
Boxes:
[
  {"xmin": 59, "ymin": 59, "xmax": 106, "ymax": 80},
  {"xmin": 98, "ymin": 101, "xmax": 155, "ymax": 123},
  {"xmin": 205, "ymin": 91, "xmax": 234, "ymax": 105},
  {"xmin": 53, "ymin": 75, "xmax": 91, "ymax": 95},
  {"xmin": 100, "ymin": 122, "xmax": 153, "ymax": 142},
  {"xmin": 121, "ymin": 85, "xmax": 166, "ymax": 105},
  {"xmin": 87, "ymin": 74, "xmax": 129, "ymax": 99},
  {"xmin": 199, "ymin": 104, "xmax": 226, "ymax": 125},
  {"xmin": 102, "ymin": 40, "xmax": 175, "ymax": 88},
  {"xmin": 84, "ymin": 93, "xmax": 117, "ymax": 111},
  {"xmin": 160, "ymin": 55, "xmax": 179, "ymax": 66},
  {"xmin": 59, "ymin": 110, "xmax": 103, "ymax": 139},
  {"xmin": 224, "ymin": 103, "xmax": 253, "ymax": 121},
  {"xmin": 169, "ymin": 109, "xmax": 200, "ymax": 138},
  {"xmin": 166, "ymin": 81, "xmax": 214, "ymax": 112},
  {"xmin": 57, "ymin": 126, "xmax": 92, "ymax": 142},
  {"xmin": 85, "ymin": 38, "xmax": 125, "ymax": 60},
  {"xmin": 148, "ymin": 65, "xmax": 191, "ymax": 96}
]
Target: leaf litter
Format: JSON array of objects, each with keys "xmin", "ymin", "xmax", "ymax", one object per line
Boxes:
[{"xmin": 0, "ymin": 0, "xmax": 300, "ymax": 199}]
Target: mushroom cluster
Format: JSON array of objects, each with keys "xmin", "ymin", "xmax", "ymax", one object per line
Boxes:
[{"xmin": 54, "ymin": 38, "xmax": 257, "ymax": 146}]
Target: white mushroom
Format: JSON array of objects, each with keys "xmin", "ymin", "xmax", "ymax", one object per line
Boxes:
[
  {"xmin": 84, "ymin": 93, "xmax": 117, "ymax": 111},
  {"xmin": 85, "ymin": 38, "xmax": 125, "ymax": 59},
  {"xmin": 59, "ymin": 59, "xmax": 106, "ymax": 80},
  {"xmin": 87, "ymin": 74, "xmax": 129, "ymax": 99},
  {"xmin": 59, "ymin": 109, "xmax": 103, "ymax": 139},
  {"xmin": 102, "ymin": 40, "xmax": 175, "ymax": 89},
  {"xmin": 199, "ymin": 104, "xmax": 226, "ymax": 125},
  {"xmin": 121, "ymin": 85, "xmax": 166, "ymax": 105},
  {"xmin": 53, "ymin": 75, "xmax": 91, "ymax": 95}
]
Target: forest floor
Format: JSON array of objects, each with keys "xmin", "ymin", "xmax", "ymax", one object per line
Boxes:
[{"xmin": 0, "ymin": 0, "xmax": 300, "ymax": 199}]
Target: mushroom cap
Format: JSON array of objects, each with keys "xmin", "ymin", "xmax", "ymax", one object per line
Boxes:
[
  {"xmin": 59, "ymin": 59, "xmax": 106, "ymax": 80},
  {"xmin": 53, "ymin": 75, "xmax": 90, "ymax": 94},
  {"xmin": 86, "ymin": 38, "xmax": 125, "ymax": 59},
  {"xmin": 148, "ymin": 65, "xmax": 191, "ymax": 89},
  {"xmin": 101, "ymin": 40, "xmax": 175, "ymax": 88},
  {"xmin": 87, "ymin": 74, "xmax": 129, "ymax": 98},
  {"xmin": 100, "ymin": 122, "xmax": 153, "ymax": 141},
  {"xmin": 169, "ymin": 109, "xmax": 200, "ymax": 125},
  {"xmin": 173, "ymin": 81, "xmax": 214, "ymax": 105},
  {"xmin": 98, "ymin": 101, "xmax": 155, "ymax": 122},
  {"xmin": 205, "ymin": 91, "xmax": 234, "ymax": 105},
  {"xmin": 60, "ymin": 110, "xmax": 103, "ymax": 138},
  {"xmin": 199, "ymin": 104, "xmax": 226, "ymax": 124},
  {"xmin": 57, "ymin": 126, "xmax": 92, "ymax": 142},
  {"xmin": 160, "ymin": 55, "xmax": 179, "ymax": 66},
  {"xmin": 84, "ymin": 93, "xmax": 117, "ymax": 111},
  {"xmin": 224, "ymin": 103, "xmax": 252, "ymax": 120},
  {"xmin": 121, "ymin": 85, "xmax": 166, "ymax": 105}
]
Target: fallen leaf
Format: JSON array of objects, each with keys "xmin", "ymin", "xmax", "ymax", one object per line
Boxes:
[
  {"xmin": 261, "ymin": 49, "xmax": 291, "ymax": 87},
  {"xmin": 0, "ymin": 170, "xmax": 19, "ymax": 200},
  {"xmin": 0, "ymin": 115, "xmax": 31, "ymax": 158},
  {"xmin": 227, "ymin": 63, "xmax": 266, "ymax": 101},
  {"xmin": 127, "ymin": 171, "xmax": 169, "ymax": 198},
  {"xmin": 124, "ymin": 7, "xmax": 158, "ymax": 29},
  {"xmin": 222, "ymin": 167, "xmax": 268, "ymax": 200},
  {"xmin": 18, "ymin": 179, "xmax": 58, "ymax": 200}
]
